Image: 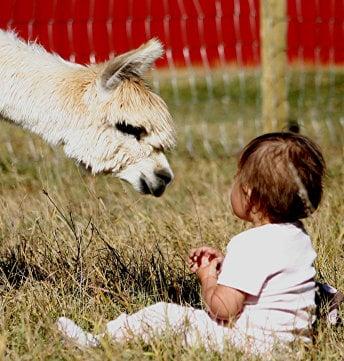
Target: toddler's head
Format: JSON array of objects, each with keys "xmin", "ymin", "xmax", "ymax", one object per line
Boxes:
[{"xmin": 231, "ymin": 132, "xmax": 325, "ymax": 224}]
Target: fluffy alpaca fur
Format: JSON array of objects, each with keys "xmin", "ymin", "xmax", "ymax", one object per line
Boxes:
[{"xmin": 0, "ymin": 30, "xmax": 176, "ymax": 196}]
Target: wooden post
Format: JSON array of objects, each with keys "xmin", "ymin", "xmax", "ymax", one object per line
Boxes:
[{"xmin": 260, "ymin": 0, "xmax": 288, "ymax": 132}]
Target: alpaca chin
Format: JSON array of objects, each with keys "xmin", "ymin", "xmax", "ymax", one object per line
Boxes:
[{"xmin": 116, "ymin": 156, "xmax": 174, "ymax": 197}]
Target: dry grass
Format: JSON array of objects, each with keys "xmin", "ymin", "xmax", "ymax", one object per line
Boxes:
[{"xmin": 0, "ymin": 72, "xmax": 343, "ymax": 360}]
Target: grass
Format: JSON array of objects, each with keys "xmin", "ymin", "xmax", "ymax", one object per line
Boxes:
[{"xmin": 0, "ymin": 70, "xmax": 343, "ymax": 360}]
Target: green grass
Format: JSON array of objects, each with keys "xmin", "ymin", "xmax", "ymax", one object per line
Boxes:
[{"xmin": 0, "ymin": 71, "xmax": 343, "ymax": 360}]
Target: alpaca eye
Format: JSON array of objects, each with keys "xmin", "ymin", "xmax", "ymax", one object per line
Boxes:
[{"xmin": 115, "ymin": 122, "xmax": 147, "ymax": 141}]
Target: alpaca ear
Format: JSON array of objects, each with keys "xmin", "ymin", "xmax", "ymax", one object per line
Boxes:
[{"xmin": 101, "ymin": 38, "xmax": 164, "ymax": 90}]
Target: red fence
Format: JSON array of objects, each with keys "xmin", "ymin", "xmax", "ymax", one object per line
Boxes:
[{"xmin": 0, "ymin": 0, "xmax": 343, "ymax": 66}]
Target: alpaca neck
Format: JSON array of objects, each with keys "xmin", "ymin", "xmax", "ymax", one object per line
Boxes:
[{"xmin": 0, "ymin": 30, "xmax": 95, "ymax": 146}]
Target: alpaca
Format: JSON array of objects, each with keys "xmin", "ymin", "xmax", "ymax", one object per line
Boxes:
[{"xmin": 0, "ymin": 30, "xmax": 176, "ymax": 197}]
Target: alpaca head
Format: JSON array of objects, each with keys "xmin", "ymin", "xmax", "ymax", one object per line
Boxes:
[{"xmin": 63, "ymin": 39, "xmax": 176, "ymax": 197}]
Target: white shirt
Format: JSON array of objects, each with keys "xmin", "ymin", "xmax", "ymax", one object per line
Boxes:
[{"xmin": 217, "ymin": 223, "xmax": 316, "ymax": 347}]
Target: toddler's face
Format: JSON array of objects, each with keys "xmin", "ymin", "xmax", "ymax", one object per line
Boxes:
[{"xmin": 230, "ymin": 179, "xmax": 251, "ymax": 222}]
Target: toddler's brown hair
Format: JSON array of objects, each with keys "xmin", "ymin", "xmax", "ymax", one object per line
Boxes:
[{"xmin": 236, "ymin": 132, "xmax": 325, "ymax": 223}]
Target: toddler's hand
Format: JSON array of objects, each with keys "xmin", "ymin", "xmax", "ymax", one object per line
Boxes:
[
  {"xmin": 188, "ymin": 246, "xmax": 224, "ymax": 273},
  {"xmin": 196, "ymin": 257, "xmax": 223, "ymax": 281}
]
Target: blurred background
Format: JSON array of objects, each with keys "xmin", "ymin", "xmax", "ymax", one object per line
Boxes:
[{"xmin": 1, "ymin": 0, "xmax": 343, "ymax": 155}]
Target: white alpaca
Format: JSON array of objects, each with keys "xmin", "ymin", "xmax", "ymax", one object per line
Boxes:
[{"xmin": 0, "ymin": 30, "xmax": 176, "ymax": 196}]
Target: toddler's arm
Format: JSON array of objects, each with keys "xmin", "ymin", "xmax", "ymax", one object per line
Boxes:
[{"xmin": 196, "ymin": 257, "xmax": 246, "ymax": 321}]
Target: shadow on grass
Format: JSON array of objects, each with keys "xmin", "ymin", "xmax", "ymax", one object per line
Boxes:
[
  {"xmin": 0, "ymin": 231, "xmax": 201, "ymax": 308},
  {"xmin": 0, "ymin": 239, "xmax": 47, "ymax": 288},
  {"xmin": 98, "ymin": 238, "xmax": 201, "ymax": 308}
]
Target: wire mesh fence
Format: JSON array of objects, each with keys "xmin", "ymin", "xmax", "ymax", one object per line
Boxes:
[{"xmin": 0, "ymin": 0, "xmax": 343, "ymax": 157}]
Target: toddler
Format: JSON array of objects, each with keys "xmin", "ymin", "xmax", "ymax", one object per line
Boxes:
[{"xmin": 57, "ymin": 132, "xmax": 341, "ymax": 355}]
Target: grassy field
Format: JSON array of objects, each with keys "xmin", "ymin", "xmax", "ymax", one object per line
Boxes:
[{"xmin": 0, "ymin": 71, "xmax": 343, "ymax": 360}]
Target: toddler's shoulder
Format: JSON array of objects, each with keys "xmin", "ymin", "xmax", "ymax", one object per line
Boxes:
[{"xmin": 229, "ymin": 223, "xmax": 309, "ymax": 249}]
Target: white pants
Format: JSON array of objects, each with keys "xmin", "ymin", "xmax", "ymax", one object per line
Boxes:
[
  {"xmin": 106, "ymin": 302, "xmax": 235, "ymax": 351},
  {"xmin": 57, "ymin": 302, "xmax": 265, "ymax": 354}
]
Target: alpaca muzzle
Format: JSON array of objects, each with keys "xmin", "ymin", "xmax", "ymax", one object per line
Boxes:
[{"xmin": 140, "ymin": 169, "xmax": 173, "ymax": 197}]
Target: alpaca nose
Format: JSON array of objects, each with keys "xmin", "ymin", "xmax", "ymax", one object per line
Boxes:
[{"xmin": 154, "ymin": 169, "xmax": 173, "ymax": 185}]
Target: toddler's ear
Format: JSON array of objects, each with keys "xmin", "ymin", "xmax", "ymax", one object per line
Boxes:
[{"xmin": 242, "ymin": 184, "xmax": 252, "ymax": 198}]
